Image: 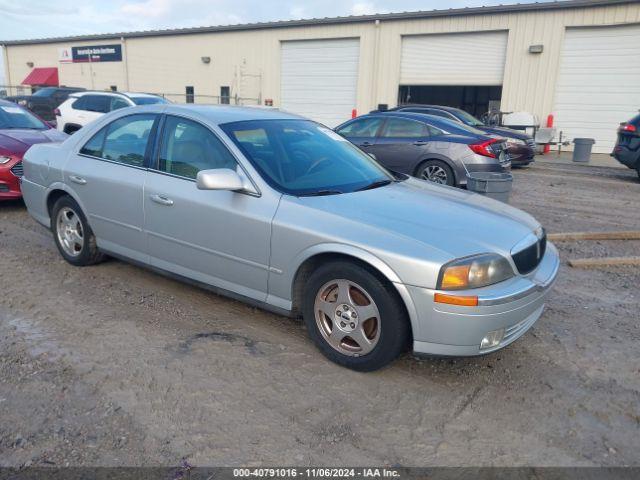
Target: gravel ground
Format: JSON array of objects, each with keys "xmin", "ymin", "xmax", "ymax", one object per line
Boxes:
[{"xmin": 0, "ymin": 161, "xmax": 638, "ymax": 468}]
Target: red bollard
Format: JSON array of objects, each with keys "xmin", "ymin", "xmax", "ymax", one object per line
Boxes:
[
  {"xmin": 544, "ymin": 114, "xmax": 554, "ymax": 154},
  {"xmin": 352, "ymin": 109, "xmax": 357, "ymax": 119}
]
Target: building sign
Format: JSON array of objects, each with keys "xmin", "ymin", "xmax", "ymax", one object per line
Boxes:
[
  {"xmin": 60, "ymin": 44, "xmax": 123, "ymax": 63},
  {"xmin": 58, "ymin": 47, "xmax": 73, "ymax": 63}
]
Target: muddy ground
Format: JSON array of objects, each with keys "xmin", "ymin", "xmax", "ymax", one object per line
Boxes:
[{"xmin": 0, "ymin": 160, "xmax": 638, "ymax": 467}]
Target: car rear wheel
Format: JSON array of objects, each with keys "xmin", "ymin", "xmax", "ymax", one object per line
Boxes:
[
  {"xmin": 416, "ymin": 160, "xmax": 455, "ymax": 186},
  {"xmin": 302, "ymin": 261, "xmax": 410, "ymax": 371},
  {"xmin": 51, "ymin": 196, "xmax": 104, "ymax": 266}
]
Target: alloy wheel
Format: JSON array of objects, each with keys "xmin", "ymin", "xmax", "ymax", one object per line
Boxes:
[
  {"xmin": 422, "ymin": 165, "xmax": 449, "ymax": 184},
  {"xmin": 56, "ymin": 207, "xmax": 84, "ymax": 257},
  {"xmin": 314, "ymin": 279, "xmax": 381, "ymax": 357}
]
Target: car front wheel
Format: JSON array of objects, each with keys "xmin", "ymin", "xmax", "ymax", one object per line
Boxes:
[
  {"xmin": 51, "ymin": 195, "xmax": 104, "ymax": 266},
  {"xmin": 302, "ymin": 261, "xmax": 410, "ymax": 371}
]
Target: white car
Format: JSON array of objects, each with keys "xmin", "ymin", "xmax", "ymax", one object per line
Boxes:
[{"xmin": 55, "ymin": 91, "xmax": 169, "ymax": 134}]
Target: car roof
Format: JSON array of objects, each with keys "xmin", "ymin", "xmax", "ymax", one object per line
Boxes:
[
  {"xmin": 394, "ymin": 104, "xmax": 464, "ymax": 115},
  {"xmin": 364, "ymin": 111, "xmax": 462, "ymax": 127},
  {"xmin": 165, "ymin": 104, "xmax": 303, "ymax": 124}
]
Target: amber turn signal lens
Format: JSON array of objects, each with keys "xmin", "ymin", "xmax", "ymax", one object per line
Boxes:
[
  {"xmin": 440, "ymin": 265, "xmax": 471, "ymax": 289},
  {"xmin": 434, "ymin": 293, "xmax": 479, "ymax": 307}
]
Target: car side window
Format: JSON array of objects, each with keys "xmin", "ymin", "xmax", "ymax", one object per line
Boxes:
[
  {"xmin": 72, "ymin": 97, "xmax": 87, "ymax": 110},
  {"xmin": 110, "ymin": 97, "xmax": 130, "ymax": 111},
  {"xmin": 156, "ymin": 116, "xmax": 237, "ymax": 179},
  {"xmin": 380, "ymin": 118, "xmax": 429, "ymax": 138},
  {"xmin": 79, "ymin": 114, "xmax": 156, "ymax": 167},
  {"xmin": 83, "ymin": 95, "xmax": 110, "ymax": 113},
  {"xmin": 336, "ymin": 118, "xmax": 383, "ymax": 137}
]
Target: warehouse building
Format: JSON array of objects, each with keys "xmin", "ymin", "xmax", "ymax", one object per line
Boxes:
[{"xmin": 1, "ymin": 0, "xmax": 640, "ymax": 153}]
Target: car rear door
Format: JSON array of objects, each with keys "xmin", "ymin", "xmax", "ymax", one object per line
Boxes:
[
  {"xmin": 369, "ymin": 117, "xmax": 431, "ymax": 173},
  {"xmin": 143, "ymin": 114, "xmax": 276, "ymax": 302},
  {"xmin": 63, "ymin": 113, "xmax": 158, "ymax": 262}
]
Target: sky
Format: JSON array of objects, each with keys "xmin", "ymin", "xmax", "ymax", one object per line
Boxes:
[{"xmin": 0, "ymin": 0, "xmax": 553, "ymax": 85}]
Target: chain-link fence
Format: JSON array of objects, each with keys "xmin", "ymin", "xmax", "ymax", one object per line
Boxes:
[
  {"xmin": 0, "ymin": 85, "xmax": 263, "ymax": 107},
  {"xmin": 154, "ymin": 93, "xmax": 261, "ymax": 106}
]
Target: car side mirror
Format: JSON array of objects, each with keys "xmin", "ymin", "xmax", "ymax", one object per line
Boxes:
[{"xmin": 196, "ymin": 168, "xmax": 252, "ymax": 193}]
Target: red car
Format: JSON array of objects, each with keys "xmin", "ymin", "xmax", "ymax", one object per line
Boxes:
[{"xmin": 0, "ymin": 99, "xmax": 67, "ymax": 200}]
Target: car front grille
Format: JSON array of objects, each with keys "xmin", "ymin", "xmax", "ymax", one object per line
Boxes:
[
  {"xmin": 512, "ymin": 231, "xmax": 547, "ymax": 275},
  {"xmin": 10, "ymin": 161, "xmax": 23, "ymax": 177}
]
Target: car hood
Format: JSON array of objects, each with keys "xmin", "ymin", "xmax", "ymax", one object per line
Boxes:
[
  {"xmin": 478, "ymin": 125, "xmax": 532, "ymax": 140},
  {"xmin": 0, "ymin": 128, "xmax": 67, "ymax": 156},
  {"xmin": 296, "ymin": 177, "xmax": 540, "ymax": 262}
]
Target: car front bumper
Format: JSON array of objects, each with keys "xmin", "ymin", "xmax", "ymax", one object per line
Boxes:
[
  {"xmin": 407, "ymin": 242, "xmax": 560, "ymax": 356},
  {"xmin": 0, "ymin": 159, "xmax": 23, "ymax": 200}
]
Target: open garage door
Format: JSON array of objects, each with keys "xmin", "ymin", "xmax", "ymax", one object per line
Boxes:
[
  {"xmin": 281, "ymin": 38, "xmax": 359, "ymax": 127},
  {"xmin": 554, "ymin": 25, "xmax": 640, "ymax": 154},
  {"xmin": 399, "ymin": 31, "xmax": 508, "ymax": 117}
]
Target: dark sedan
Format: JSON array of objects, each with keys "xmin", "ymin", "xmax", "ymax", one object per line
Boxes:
[
  {"xmin": 335, "ymin": 112, "xmax": 510, "ymax": 187},
  {"xmin": 612, "ymin": 113, "xmax": 640, "ymax": 178},
  {"xmin": 0, "ymin": 99, "xmax": 68, "ymax": 200},
  {"xmin": 382, "ymin": 105, "xmax": 536, "ymax": 167},
  {"xmin": 6, "ymin": 87, "xmax": 85, "ymax": 123}
]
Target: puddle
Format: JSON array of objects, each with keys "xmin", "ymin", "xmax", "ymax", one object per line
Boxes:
[{"xmin": 1, "ymin": 309, "xmax": 72, "ymax": 363}]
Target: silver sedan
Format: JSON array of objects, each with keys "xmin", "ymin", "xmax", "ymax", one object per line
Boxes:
[{"xmin": 21, "ymin": 105, "xmax": 559, "ymax": 371}]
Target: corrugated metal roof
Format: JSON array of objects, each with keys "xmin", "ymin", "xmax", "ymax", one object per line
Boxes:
[{"xmin": 1, "ymin": 0, "xmax": 636, "ymax": 46}]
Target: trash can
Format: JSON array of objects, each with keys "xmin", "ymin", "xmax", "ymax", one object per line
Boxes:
[
  {"xmin": 572, "ymin": 138, "xmax": 595, "ymax": 163},
  {"xmin": 466, "ymin": 172, "xmax": 513, "ymax": 203}
]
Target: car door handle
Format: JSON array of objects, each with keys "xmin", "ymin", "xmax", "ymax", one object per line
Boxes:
[
  {"xmin": 150, "ymin": 194, "xmax": 174, "ymax": 206},
  {"xmin": 413, "ymin": 141, "xmax": 429, "ymax": 146},
  {"xmin": 360, "ymin": 141, "xmax": 373, "ymax": 147},
  {"xmin": 69, "ymin": 175, "xmax": 87, "ymax": 185}
]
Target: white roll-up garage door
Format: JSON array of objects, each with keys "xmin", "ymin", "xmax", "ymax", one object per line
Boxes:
[
  {"xmin": 400, "ymin": 31, "xmax": 508, "ymax": 86},
  {"xmin": 280, "ymin": 38, "xmax": 359, "ymax": 127},
  {"xmin": 554, "ymin": 24, "xmax": 640, "ymax": 154}
]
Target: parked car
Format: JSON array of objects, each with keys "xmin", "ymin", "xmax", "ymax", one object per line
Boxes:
[
  {"xmin": 381, "ymin": 105, "xmax": 536, "ymax": 167},
  {"xmin": 335, "ymin": 112, "xmax": 511, "ymax": 187},
  {"xmin": 56, "ymin": 91, "xmax": 169, "ymax": 134},
  {"xmin": 0, "ymin": 99, "xmax": 67, "ymax": 200},
  {"xmin": 612, "ymin": 112, "xmax": 640, "ymax": 178},
  {"xmin": 5, "ymin": 87, "xmax": 85, "ymax": 123},
  {"xmin": 21, "ymin": 105, "xmax": 558, "ymax": 371}
]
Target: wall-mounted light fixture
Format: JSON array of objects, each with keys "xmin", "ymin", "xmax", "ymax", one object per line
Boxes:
[
  {"xmin": 529, "ymin": 44, "xmax": 544, "ymax": 54},
  {"xmin": 201, "ymin": 56, "xmax": 211, "ymax": 64},
  {"xmin": 26, "ymin": 61, "xmax": 34, "ymax": 68}
]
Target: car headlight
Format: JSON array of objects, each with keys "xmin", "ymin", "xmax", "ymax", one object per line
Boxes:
[
  {"xmin": 506, "ymin": 137, "xmax": 526, "ymax": 145},
  {"xmin": 437, "ymin": 253, "xmax": 515, "ymax": 290},
  {"xmin": 0, "ymin": 155, "xmax": 12, "ymax": 165}
]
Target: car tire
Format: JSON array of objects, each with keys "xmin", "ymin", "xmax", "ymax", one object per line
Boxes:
[
  {"xmin": 51, "ymin": 195, "xmax": 104, "ymax": 266},
  {"xmin": 416, "ymin": 160, "xmax": 455, "ymax": 186},
  {"xmin": 302, "ymin": 260, "xmax": 411, "ymax": 372}
]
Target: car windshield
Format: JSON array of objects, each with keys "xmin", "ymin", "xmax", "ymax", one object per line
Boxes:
[
  {"xmin": 455, "ymin": 109, "xmax": 485, "ymax": 127},
  {"xmin": 221, "ymin": 119, "xmax": 395, "ymax": 196},
  {"xmin": 0, "ymin": 104, "xmax": 47, "ymax": 130},
  {"xmin": 32, "ymin": 87, "xmax": 57, "ymax": 98},
  {"xmin": 132, "ymin": 96, "xmax": 168, "ymax": 105}
]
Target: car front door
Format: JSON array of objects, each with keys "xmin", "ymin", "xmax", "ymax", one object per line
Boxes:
[
  {"xmin": 64, "ymin": 113, "xmax": 158, "ymax": 262},
  {"xmin": 370, "ymin": 117, "xmax": 431, "ymax": 173},
  {"xmin": 144, "ymin": 114, "xmax": 276, "ymax": 302},
  {"xmin": 335, "ymin": 117, "xmax": 384, "ymax": 154}
]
